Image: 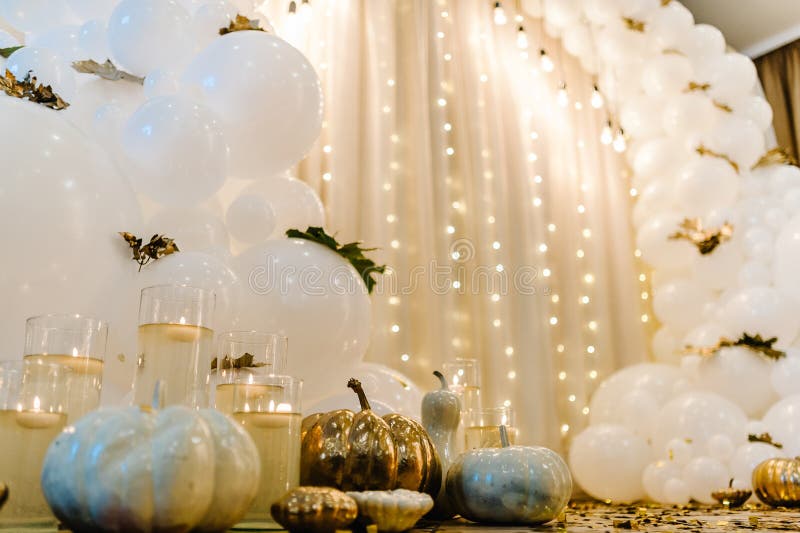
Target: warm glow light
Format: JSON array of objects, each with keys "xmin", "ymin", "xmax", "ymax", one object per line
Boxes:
[
  {"xmin": 33, "ymin": 396, "xmax": 41, "ymax": 410},
  {"xmin": 613, "ymin": 130, "xmax": 627, "ymax": 153},
  {"xmin": 391, "ymin": 324, "xmax": 400, "ymax": 333},
  {"xmin": 556, "ymin": 84, "xmax": 569, "ymax": 107},
  {"xmin": 72, "ymin": 347, "xmax": 79, "ymax": 358},
  {"xmin": 591, "ymin": 85, "xmax": 604, "ymax": 108},
  {"xmin": 516, "ymin": 26, "xmax": 528, "ymax": 50},
  {"xmin": 558, "ymin": 371, "xmax": 567, "ymax": 380},
  {"xmin": 493, "ymin": 1, "xmax": 507, "ymax": 25},
  {"xmin": 401, "ymin": 353, "xmax": 410, "ymax": 362},
  {"xmin": 600, "ymin": 123, "xmax": 613, "ymax": 145},
  {"xmin": 549, "ymin": 316, "xmax": 558, "ymax": 325},
  {"xmin": 540, "ymin": 50, "xmax": 554, "ymax": 72}
]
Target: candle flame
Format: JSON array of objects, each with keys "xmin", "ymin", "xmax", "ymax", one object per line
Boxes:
[
  {"xmin": 268, "ymin": 399, "xmax": 276, "ymax": 412},
  {"xmin": 15, "ymin": 402, "xmax": 22, "ymax": 412},
  {"xmin": 72, "ymin": 347, "xmax": 79, "ymax": 358},
  {"xmin": 243, "ymin": 402, "xmax": 250, "ymax": 413},
  {"xmin": 33, "ymin": 396, "xmax": 41, "ymax": 410},
  {"xmin": 276, "ymin": 402, "xmax": 292, "ymax": 413},
  {"xmin": 179, "ymin": 316, "xmax": 186, "ymax": 325},
  {"xmin": 247, "ymin": 373, "xmax": 254, "ymax": 385}
]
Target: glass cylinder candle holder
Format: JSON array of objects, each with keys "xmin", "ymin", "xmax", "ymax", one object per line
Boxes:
[
  {"xmin": 231, "ymin": 375, "xmax": 302, "ymax": 529},
  {"xmin": 442, "ymin": 358, "xmax": 482, "ymax": 416},
  {"xmin": 134, "ymin": 285, "xmax": 215, "ymax": 407},
  {"xmin": 23, "ymin": 313, "xmax": 107, "ymax": 423},
  {"xmin": 212, "ymin": 331, "xmax": 288, "ymax": 413},
  {"xmin": 465, "ymin": 406, "xmax": 517, "ymax": 449},
  {"xmin": 0, "ymin": 361, "xmax": 70, "ymax": 529}
]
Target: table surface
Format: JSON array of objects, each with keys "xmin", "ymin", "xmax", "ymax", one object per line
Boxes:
[{"xmin": 39, "ymin": 502, "xmax": 800, "ymax": 532}]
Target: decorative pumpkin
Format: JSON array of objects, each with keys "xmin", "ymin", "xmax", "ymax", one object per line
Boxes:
[
  {"xmin": 301, "ymin": 378, "xmax": 441, "ymax": 495},
  {"xmin": 753, "ymin": 456, "xmax": 800, "ymax": 507},
  {"xmin": 446, "ymin": 426, "xmax": 571, "ymax": 525},
  {"xmin": 0, "ymin": 481, "xmax": 7, "ymax": 510},
  {"xmin": 346, "ymin": 489, "xmax": 433, "ymax": 532},
  {"xmin": 271, "ymin": 487, "xmax": 358, "ymax": 533},
  {"xmin": 41, "ymin": 382, "xmax": 261, "ymax": 533},
  {"xmin": 421, "ymin": 370, "xmax": 460, "ymax": 518},
  {"xmin": 711, "ymin": 480, "xmax": 751, "ymax": 508}
]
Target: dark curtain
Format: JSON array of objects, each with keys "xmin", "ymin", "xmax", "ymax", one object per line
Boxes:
[{"xmin": 756, "ymin": 40, "xmax": 800, "ymax": 160}]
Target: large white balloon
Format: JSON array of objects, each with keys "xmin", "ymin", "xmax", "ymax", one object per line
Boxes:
[
  {"xmin": 653, "ymin": 278, "xmax": 713, "ymax": 331},
  {"xmin": 121, "ymin": 95, "xmax": 229, "ymax": 206},
  {"xmin": 763, "ymin": 395, "xmax": 800, "ymax": 455},
  {"xmin": 147, "ymin": 206, "xmax": 230, "ymax": 255},
  {"xmin": 107, "ymin": 0, "xmax": 192, "ymax": 75},
  {"xmin": 722, "ymin": 287, "xmax": 798, "ymax": 347},
  {"xmin": 674, "ymin": 157, "xmax": 739, "ymax": 215},
  {"xmin": 0, "ymin": 98, "xmax": 141, "ymax": 373},
  {"xmin": 692, "ymin": 240, "xmax": 743, "ymax": 291},
  {"xmin": 5, "ymin": 46, "xmax": 77, "ymax": 102},
  {"xmin": 182, "ymin": 32, "xmax": 323, "ymax": 178},
  {"xmin": 651, "ymin": 392, "xmax": 748, "ymax": 457},
  {"xmin": 29, "ymin": 26, "xmax": 83, "ymax": 62},
  {"xmin": 239, "ymin": 176, "xmax": 325, "ymax": 237},
  {"xmin": 226, "ymin": 194, "xmax": 277, "ymax": 246},
  {"xmin": 306, "ymin": 362, "xmax": 423, "ymax": 419},
  {"xmin": 682, "ymin": 456, "xmax": 729, "ymax": 504},
  {"xmin": 636, "ymin": 212, "xmax": 695, "ymax": 270},
  {"xmin": 703, "ymin": 115, "xmax": 766, "ymax": 170},
  {"xmin": 662, "ymin": 93, "xmax": 719, "ymax": 136},
  {"xmin": 0, "ymin": 1, "xmax": 69, "ymax": 32},
  {"xmin": 632, "ymin": 138, "xmax": 685, "ymax": 182},
  {"xmin": 696, "ymin": 347, "xmax": 778, "ymax": 418},
  {"xmin": 234, "ymin": 238, "xmax": 371, "ymax": 397},
  {"xmin": 706, "ymin": 53, "xmax": 758, "ymax": 105},
  {"xmin": 569, "ymin": 425, "xmax": 650, "ymax": 503},
  {"xmin": 647, "ymin": 1, "xmax": 693, "ymax": 51},
  {"xmin": 652, "ymin": 326, "xmax": 682, "ymax": 364},
  {"xmin": 641, "ymin": 54, "xmax": 693, "ymax": 98}
]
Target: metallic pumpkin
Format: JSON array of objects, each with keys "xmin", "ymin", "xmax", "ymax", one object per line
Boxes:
[
  {"xmin": 753, "ymin": 456, "xmax": 800, "ymax": 507},
  {"xmin": 301, "ymin": 378, "xmax": 442, "ymax": 495},
  {"xmin": 270, "ymin": 487, "xmax": 358, "ymax": 533}
]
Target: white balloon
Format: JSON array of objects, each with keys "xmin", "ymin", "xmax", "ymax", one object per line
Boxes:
[
  {"xmin": 69, "ymin": 0, "xmax": 116, "ymax": 21},
  {"xmin": 590, "ymin": 364, "xmax": 682, "ymax": 426},
  {"xmin": 0, "ymin": 98, "xmax": 141, "ymax": 389},
  {"xmin": 703, "ymin": 115, "xmax": 766, "ymax": 170},
  {"xmin": 543, "ymin": 0, "xmax": 581, "ymax": 29},
  {"xmin": 771, "ymin": 348, "xmax": 800, "ymax": 398},
  {"xmin": 697, "ymin": 347, "xmax": 778, "ymax": 418},
  {"xmin": 652, "ymin": 326, "xmax": 682, "ymax": 364},
  {"xmin": 632, "ymin": 137, "xmax": 685, "ymax": 181},
  {"xmin": 307, "ymin": 362, "xmax": 422, "ymax": 419},
  {"xmin": 642, "ymin": 54, "xmax": 693, "ymax": 98},
  {"xmin": 722, "ymin": 287, "xmax": 798, "ymax": 347},
  {"xmin": 619, "ymin": 94, "xmax": 664, "ymax": 140},
  {"xmin": 693, "ymin": 240, "xmax": 743, "ymax": 290},
  {"xmin": 143, "ymin": 69, "xmax": 181, "ymax": 99},
  {"xmin": 582, "ymin": 0, "xmax": 620, "ymax": 25},
  {"xmin": 234, "ymin": 239, "xmax": 371, "ymax": 396},
  {"xmin": 642, "ymin": 460, "xmax": 682, "ymax": 502},
  {"xmin": 706, "ymin": 434, "xmax": 735, "ymax": 461},
  {"xmin": 562, "ymin": 24, "xmax": 591, "ymax": 57},
  {"xmin": 65, "ymin": 77, "xmax": 145, "ymax": 135},
  {"xmin": 108, "ymin": 0, "xmax": 192, "ymax": 76},
  {"xmin": 147, "ymin": 206, "xmax": 230, "ymax": 254},
  {"xmin": 5, "ymin": 46, "xmax": 77, "ymax": 102},
  {"xmin": 29, "ymin": 26, "xmax": 82, "ymax": 62},
  {"xmin": 763, "ymin": 395, "xmax": 800, "ymax": 455},
  {"xmin": 663, "ymin": 437, "xmax": 693, "ymax": 465},
  {"xmin": 569, "ymin": 425, "xmax": 650, "ymax": 503},
  {"xmin": 764, "ymin": 165, "xmax": 800, "ymax": 195},
  {"xmin": 738, "ymin": 260, "xmax": 772, "ymax": 287},
  {"xmin": 706, "ymin": 53, "xmax": 758, "ymax": 105},
  {"xmin": 783, "ymin": 189, "xmax": 800, "ymax": 215},
  {"xmin": 735, "ymin": 95, "xmax": 773, "ymax": 132},
  {"xmin": 240, "ymin": 177, "xmax": 325, "ymax": 239},
  {"xmin": 636, "ymin": 212, "xmax": 694, "ymax": 270},
  {"xmin": 774, "ymin": 215, "xmax": 800, "ymax": 305},
  {"xmin": 182, "ymin": 32, "xmax": 323, "ymax": 178},
  {"xmin": 678, "ymin": 24, "xmax": 725, "ymax": 61},
  {"xmin": 747, "ymin": 420, "xmax": 768, "ymax": 435},
  {"xmin": 78, "ymin": 19, "xmax": 111, "ymax": 62},
  {"xmin": 730, "ymin": 443, "xmax": 783, "ymax": 489},
  {"xmin": 662, "ymin": 93, "xmax": 718, "ymax": 136},
  {"xmin": 0, "ymin": 1, "xmax": 69, "ymax": 32},
  {"xmin": 651, "ymin": 392, "xmax": 748, "ymax": 457},
  {"xmin": 225, "ymin": 194, "xmax": 277, "ymax": 245},
  {"xmin": 632, "ymin": 179, "xmax": 675, "ymax": 228},
  {"xmin": 647, "ymin": 1, "xmax": 694, "ymax": 51},
  {"xmin": 682, "ymin": 456, "xmax": 729, "ymax": 504},
  {"xmin": 653, "ymin": 278, "xmax": 713, "ymax": 332},
  {"xmin": 121, "ymin": 95, "xmax": 229, "ymax": 206},
  {"xmin": 662, "ymin": 478, "xmax": 690, "ymax": 505},
  {"xmin": 675, "ymin": 157, "xmax": 739, "ymax": 215},
  {"xmin": 683, "ymin": 323, "xmax": 730, "ymax": 349},
  {"xmin": 191, "ymin": 0, "xmax": 236, "ymax": 51}
]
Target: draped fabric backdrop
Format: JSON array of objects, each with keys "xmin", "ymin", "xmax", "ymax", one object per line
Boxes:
[
  {"xmin": 263, "ymin": 0, "xmax": 650, "ymax": 450},
  {"xmin": 756, "ymin": 39, "xmax": 800, "ymax": 161}
]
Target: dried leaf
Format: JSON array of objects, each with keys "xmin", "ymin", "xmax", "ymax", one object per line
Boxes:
[
  {"xmin": 0, "ymin": 69, "xmax": 69, "ymax": 110},
  {"xmin": 286, "ymin": 227, "xmax": 387, "ymax": 294},
  {"xmin": 72, "ymin": 59, "xmax": 144, "ymax": 84},
  {"xmin": 753, "ymin": 147, "xmax": 798, "ymax": 169},
  {"xmin": 713, "ymin": 100, "xmax": 733, "ymax": 113},
  {"xmin": 219, "ymin": 14, "xmax": 266, "ymax": 35},
  {"xmin": 668, "ymin": 218, "xmax": 733, "ymax": 255},
  {"xmin": 684, "ymin": 81, "xmax": 711, "ymax": 92},
  {"xmin": 622, "ymin": 17, "xmax": 646, "ymax": 32},
  {"xmin": 696, "ymin": 143, "xmax": 740, "ymax": 172},
  {"xmin": 685, "ymin": 333, "xmax": 786, "ymax": 360},
  {"xmin": 118, "ymin": 232, "xmax": 179, "ymax": 271},
  {"xmin": 0, "ymin": 45, "xmax": 23, "ymax": 58},
  {"xmin": 210, "ymin": 352, "xmax": 267, "ymax": 370},
  {"xmin": 748, "ymin": 432, "xmax": 783, "ymax": 448}
]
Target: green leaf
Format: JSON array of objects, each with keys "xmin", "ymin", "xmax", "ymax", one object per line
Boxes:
[
  {"xmin": 286, "ymin": 226, "xmax": 387, "ymax": 294},
  {"xmin": 0, "ymin": 46, "xmax": 23, "ymax": 59}
]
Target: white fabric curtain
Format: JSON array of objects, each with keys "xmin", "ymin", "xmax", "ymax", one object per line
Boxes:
[{"xmin": 265, "ymin": 0, "xmax": 650, "ymax": 450}]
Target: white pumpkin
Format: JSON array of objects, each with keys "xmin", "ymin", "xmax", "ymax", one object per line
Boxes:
[{"xmin": 41, "ymin": 391, "xmax": 260, "ymax": 533}]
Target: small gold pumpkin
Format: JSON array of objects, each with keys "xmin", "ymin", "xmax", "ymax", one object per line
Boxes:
[
  {"xmin": 753, "ymin": 456, "xmax": 800, "ymax": 507},
  {"xmin": 301, "ymin": 378, "xmax": 441, "ymax": 494},
  {"xmin": 270, "ymin": 487, "xmax": 358, "ymax": 533}
]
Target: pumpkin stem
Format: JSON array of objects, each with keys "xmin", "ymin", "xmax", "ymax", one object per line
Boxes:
[
  {"xmin": 729, "ymin": 478, "xmax": 734, "ymax": 488},
  {"xmin": 433, "ymin": 370, "xmax": 449, "ymax": 390},
  {"xmin": 499, "ymin": 425, "xmax": 510, "ymax": 448},
  {"xmin": 152, "ymin": 379, "xmax": 165, "ymax": 410},
  {"xmin": 347, "ymin": 378, "xmax": 371, "ymax": 411}
]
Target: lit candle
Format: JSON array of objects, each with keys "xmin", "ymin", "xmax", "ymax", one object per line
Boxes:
[
  {"xmin": 165, "ymin": 317, "xmax": 203, "ymax": 342},
  {"xmin": 16, "ymin": 397, "xmax": 62, "ymax": 429}
]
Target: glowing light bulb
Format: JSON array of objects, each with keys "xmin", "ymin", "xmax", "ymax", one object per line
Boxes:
[
  {"xmin": 556, "ymin": 83, "xmax": 568, "ymax": 107},
  {"xmin": 493, "ymin": 2, "xmax": 507, "ymax": 25},
  {"xmin": 590, "ymin": 85, "xmax": 604, "ymax": 109},
  {"xmin": 540, "ymin": 50, "xmax": 554, "ymax": 72},
  {"xmin": 613, "ymin": 129, "xmax": 627, "ymax": 153},
  {"xmin": 299, "ymin": 0, "xmax": 312, "ymax": 20},
  {"xmin": 600, "ymin": 122, "xmax": 613, "ymax": 145},
  {"xmin": 516, "ymin": 25, "xmax": 528, "ymax": 50}
]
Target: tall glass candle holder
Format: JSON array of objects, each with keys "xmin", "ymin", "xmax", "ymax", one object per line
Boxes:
[
  {"xmin": 23, "ymin": 314, "xmax": 107, "ymax": 423},
  {"xmin": 231, "ymin": 375, "xmax": 302, "ymax": 529},
  {"xmin": 0, "ymin": 361, "xmax": 69, "ymax": 529},
  {"xmin": 442, "ymin": 358, "xmax": 482, "ymax": 453},
  {"xmin": 212, "ymin": 331, "xmax": 288, "ymax": 414},
  {"xmin": 465, "ymin": 406, "xmax": 517, "ymax": 449},
  {"xmin": 134, "ymin": 285, "xmax": 215, "ymax": 407}
]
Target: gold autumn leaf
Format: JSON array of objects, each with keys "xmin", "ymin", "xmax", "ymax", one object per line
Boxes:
[
  {"xmin": 748, "ymin": 432, "xmax": 783, "ymax": 449},
  {"xmin": 668, "ymin": 218, "xmax": 733, "ymax": 255},
  {"xmin": 210, "ymin": 352, "xmax": 267, "ymax": 370},
  {"xmin": 685, "ymin": 333, "xmax": 786, "ymax": 360},
  {"xmin": 219, "ymin": 14, "xmax": 266, "ymax": 35},
  {"xmin": 0, "ymin": 69, "xmax": 69, "ymax": 110},
  {"xmin": 118, "ymin": 232, "xmax": 179, "ymax": 271},
  {"xmin": 72, "ymin": 59, "xmax": 144, "ymax": 84}
]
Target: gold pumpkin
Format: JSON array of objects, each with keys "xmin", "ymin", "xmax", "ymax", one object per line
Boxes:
[
  {"xmin": 270, "ymin": 487, "xmax": 358, "ymax": 533},
  {"xmin": 753, "ymin": 456, "xmax": 800, "ymax": 507},
  {"xmin": 301, "ymin": 378, "xmax": 441, "ymax": 495}
]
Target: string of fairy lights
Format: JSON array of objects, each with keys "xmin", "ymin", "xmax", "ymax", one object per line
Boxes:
[{"xmin": 267, "ymin": 0, "xmax": 654, "ymax": 443}]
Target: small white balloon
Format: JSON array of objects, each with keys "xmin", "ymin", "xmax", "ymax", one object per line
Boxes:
[
  {"xmin": 706, "ymin": 434, "xmax": 735, "ymax": 461},
  {"xmin": 662, "ymin": 478, "xmax": 690, "ymax": 505},
  {"xmin": 706, "ymin": 53, "xmax": 758, "ymax": 105},
  {"xmin": 722, "ymin": 287, "xmax": 798, "ymax": 346},
  {"xmin": 29, "ymin": 25, "xmax": 82, "ymax": 62},
  {"xmin": 734, "ymin": 95, "xmax": 773, "ymax": 132},
  {"xmin": 683, "ymin": 323, "xmax": 730, "ymax": 349},
  {"xmin": 619, "ymin": 94, "xmax": 664, "ymax": 139},
  {"xmin": 674, "ymin": 157, "xmax": 739, "ymax": 215},
  {"xmin": 590, "ymin": 364, "xmax": 683, "ymax": 427},
  {"xmin": 5, "ymin": 46, "xmax": 77, "ymax": 102},
  {"xmin": 738, "ymin": 260, "xmax": 772, "ymax": 288},
  {"xmin": 662, "ymin": 93, "xmax": 719, "ymax": 136},
  {"xmin": 642, "ymin": 54, "xmax": 693, "ymax": 98},
  {"xmin": 225, "ymin": 193, "xmax": 277, "ymax": 245},
  {"xmin": 652, "ymin": 326, "xmax": 682, "ymax": 364},
  {"xmin": 682, "ymin": 456, "xmax": 729, "ymax": 504},
  {"xmin": 148, "ymin": 206, "xmax": 230, "ymax": 254},
  {"xmin": 664, "ymin": 438, "xmax": 693, "ymax": 466},
  {"xmin": 771, "ymin": 348, "xmax": 800, "ymax": 398},
  {"xmin": 763, "ymin": 395, "xmax": 800, "ymax": 455},
  {"xmin": 78, "ymin": 19, "xmax": 111, "ymax": 61},
  {"xmin": 0, "ymin": 1, "xmax": 69, "ymax": 32},
  {"xmin": 241, "ymin": 176, "xmax": 325, "ymax": 237},
  {"xmin": 765, "ymin": 165, "xmax": 800, "ymax": 195},
  {"xmin": 693, "ymin": 240, "xmax": 743, "ymax": 291},
  {"xmin": 703, "ymin": 114, "xmax": 766, "ymax": 170},
  {"xmin": 143, "ymin": 69, "xmax": 181, "ymax": 99},
  {"xmin": 191, "ymin": 0, "xmax": 236, "ymax": 51},
  {"xmin": 636, "ymin": 212, "xmax": 695, "ymax": 270},
  {"xmin": 678, "ymin": 24, "xmax": 725, "ymax": 62},
  {"xmin": 653, "ymin": 278, "xmax": 713, "ymax": 332},
  {"xmin": 642, "ymin": 460, "xmax": 682, "ymax": 503}
]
